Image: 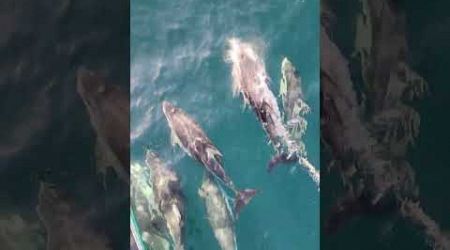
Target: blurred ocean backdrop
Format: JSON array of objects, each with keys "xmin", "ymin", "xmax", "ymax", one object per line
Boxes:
[
  {"xmin": 131, "ymin": 0, "xmax": 319, "ymax": 249},
  {"xmin": 0, "ymin": 0, "xmax": 129, "ymax": 249},
  {"xmin": 321, "ymin": 1, "xmax": 450, "ymax": 250}
]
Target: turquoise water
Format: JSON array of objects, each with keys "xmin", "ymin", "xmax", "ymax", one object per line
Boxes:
[{"xmin": 131, "ymin": 0, "xmax": 319, "ymax": 249}]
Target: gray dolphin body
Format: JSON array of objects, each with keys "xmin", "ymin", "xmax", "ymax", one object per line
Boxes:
[
  {"xmin": 225, "ymin": 39, "xmax": 298, "ymax": 164},
  {"xmin": 199, "ymin": 174, "xmax": 237, "ymax": 250},
  {"xmin": 226, "ymin": 38, "xmax": 291, "ymax": 154},
  {"xmin": 267, "ymin": 58, "xmax": 312, "ymax": 171},
  {"xmin": 280, "ymin": 57, "xmax": 310, "ymax": 133},
  {"xmin": 162, "ymin": 101, "xmax": 257, "ymax": 215},
  {"xmin": 76, "ymin": 68, "xmax": 130, "ymax": 182},
  {"xmin": 145, "ymin": 151, "xmax": 185, "ymax": 250}
]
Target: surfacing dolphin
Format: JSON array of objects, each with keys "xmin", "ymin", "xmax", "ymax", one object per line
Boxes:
[
  {"xmin": 269, "ymin": 57, "xmax": 312, "ymax": 172},
  {"xmin": 225, "ymin": 38, "xmax": 320, "ymax": 187},
  {"xmin": 130, "ymin": 161, "xmax": 171, "ymax": 250},
  {"xmin": 162, "ymin": 101, "xmax": 257, "ymax": 216},
  {"xmin": 280, "ymin": 57, "xmax": 310, "ymax": 137},
  {"xmin": 199, "ymin": 173, "xmax": 237, "ymax": 250},
  {"xmin": 145, "ymin": 150, "xmax": 185, "ymax": 250},
  {"xmin": 225, "ymin": 38, "xmax": 290, "ymax": 153}
]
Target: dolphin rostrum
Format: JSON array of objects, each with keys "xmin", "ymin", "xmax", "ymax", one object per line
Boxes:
[{"xmin": 162, "ymin": 101, "xmax": 257, "ymax": 215}]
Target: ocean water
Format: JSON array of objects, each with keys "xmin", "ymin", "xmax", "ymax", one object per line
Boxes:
[{"xmin": 131, "ymin": 0, "xmax": 319, "ymax": 249}]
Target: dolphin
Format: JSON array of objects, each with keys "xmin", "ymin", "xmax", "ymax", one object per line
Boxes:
[
  {"xmin": 76, "ymin": 67, "xmax": 130, "ymax": 183},
  {"xmin": 225, "ymin": 38, "xmax": 319, "ymax": 186},
  {"xmin": 199, "ymin": 173, "xmax": 237, "ymax": 250},
  {"xmin": 162, "ymin": 101, "xmax": 257, "ymax": 215},
  {"xmin": 145, "ymin": 150, "xmax": 185, "ymax": 250},
  {"xmin": 131, "ymin": 161, "xmax": 171, "ymax": 250},
  {"xmin": 280, "ymin": 57, "xmax": 310, "ymax": 138},
  {"xmin": 267, "ymin": 57, "xmax": 312, "ymax": 172},
  {"xmin": 225, "ymin": 38, "xmax": 291, "ymax": 153}
]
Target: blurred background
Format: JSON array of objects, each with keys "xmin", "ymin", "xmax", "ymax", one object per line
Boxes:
[
  {"xmin": 0, "ymin": 0, "xmax": 129, "ymax": 249},
  {"xmin": 321, "ymin": 0, "xmax": 450, "ymax": 249}
]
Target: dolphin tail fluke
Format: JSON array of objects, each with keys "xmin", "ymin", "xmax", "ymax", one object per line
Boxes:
[
  {"xmin": 234, "ymin": 189, "xmax": 258, "ymax": 217},
  {"xmin": 267, "ymin": 153, "xmax": 299, "ymax": 173}
]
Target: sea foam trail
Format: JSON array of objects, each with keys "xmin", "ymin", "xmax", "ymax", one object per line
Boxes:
[{"xmin": 225, "ymin": 38, "xmax": 320, "ymax": 188}]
